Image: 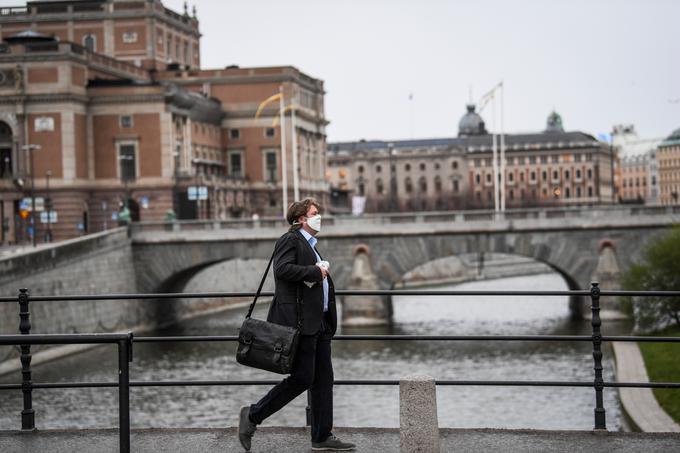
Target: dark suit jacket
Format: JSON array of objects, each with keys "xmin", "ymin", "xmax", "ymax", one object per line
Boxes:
[{"xmin": 266, "ymin": 229, "xmax": 337, "ymax": 336}]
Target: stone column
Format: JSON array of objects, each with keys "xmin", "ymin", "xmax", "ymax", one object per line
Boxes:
[
  {"xmin": 592, "ymin": 240, "xmax": 625, "ymax": 316},
  {"xmin": 341, "ymin": 244, "xmax": 392, "ymax": 326},
  {"xmin": 400, "ymin": 374, "xmax": 440, "ymax": 453}
]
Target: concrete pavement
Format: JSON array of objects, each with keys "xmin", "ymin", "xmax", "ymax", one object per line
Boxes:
[{"xmin": 2, "ymin": 427, "xmax": 680, "ymax": 453}]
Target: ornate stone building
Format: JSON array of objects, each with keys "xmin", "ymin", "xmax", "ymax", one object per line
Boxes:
[
  {"xmin": 328, "ymin": 106, "xmax": 615, "ymax": 213},
  {"xmin": 611, "ymin": 125, "xmax": 662, "ymax": 204},
  {"xmin": 657, "ymin": 127, "xmax": 680, "ymax": 205},
  {"xmin": 0, "ymin": 0, "xmax": 328, "ymax": 244}
]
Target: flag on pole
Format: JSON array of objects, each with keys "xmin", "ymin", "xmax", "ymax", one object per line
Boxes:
[{"xmin": 254, "ymin": 93, "xmax": 282, "ymax": 119}]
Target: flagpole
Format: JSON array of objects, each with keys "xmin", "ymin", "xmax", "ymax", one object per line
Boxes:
[
  {"xmin": 500, "ymin": 81, "xmax": 506, "ymax": 212},
  {"xmin": 279, "ymin": 86, "xmax": 288, "ymax": 216},
  {"xmin": 291, "ymin": 96, "xmax": 300, "ymax": 201},
  {"xmin": 492, "ymin": 95, "xmax": 499, "ymax": 213}
]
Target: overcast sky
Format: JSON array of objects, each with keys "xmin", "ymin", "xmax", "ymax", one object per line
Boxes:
[{"xmin": 7, "ymin": 0, "xmax": 680, "ymax": 142}]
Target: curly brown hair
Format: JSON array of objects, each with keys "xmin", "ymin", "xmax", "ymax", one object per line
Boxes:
[{"xmin": 286, "ymin": 198, "xmax": 321, "ymax": 231}]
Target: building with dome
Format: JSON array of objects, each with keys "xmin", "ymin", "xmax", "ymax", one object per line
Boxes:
[
  {"xmin": 327, "ymin": 105, "xmax": 616, "ymax": 213},
  {"xmin": 458, "ymin": 104, "xmax": 487, "ymax": 137},
  {"xmin": 657, "ymin": 127, "xmax": 680, "ymax": 205}
]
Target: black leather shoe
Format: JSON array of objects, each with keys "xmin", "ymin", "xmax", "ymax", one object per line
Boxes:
[
  {"xmin": 238, "ymin": 406, "xmax": 257, "ymax": 451},
  {"xmin": 312, "ymin": 434, "xmax": 356, "ymax": 451}
]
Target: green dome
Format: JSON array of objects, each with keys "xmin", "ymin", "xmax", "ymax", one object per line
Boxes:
[
  {"xmin": 544, "ymin": 111, "xmax": 564, "ymax": 133},
  {"xmin": 662, "ymin": 127, "xmax": 680, "ymax": 146}
]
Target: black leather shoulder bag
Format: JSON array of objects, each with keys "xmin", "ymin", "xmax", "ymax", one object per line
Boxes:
[{"xmin": 235, "ymin": 250, "xmax": 302, "ymax": 374}]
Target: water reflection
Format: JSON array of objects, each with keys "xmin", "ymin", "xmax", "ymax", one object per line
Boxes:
[{"xmin": 0, "ymin": 273, "xmax": 632, "ymax": 431}]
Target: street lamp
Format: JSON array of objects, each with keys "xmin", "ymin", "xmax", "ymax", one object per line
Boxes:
[
  {"xmin": 609, "ymin": 130, "xmax": 616, "ymax": 204},
  {"xmin": 191, "ymin": 157, "xmax": 201, "ymax": 219},
  {"xmin": 21, "ymin": 144, "xmax": 41, "ymax": 247},
  {"xmin": 173, "ymin": 145, "xmax": 181, "ymax": 219},
  {"xmin": 45, "ymin": 170, "xmax": 52, "ymax": 242}
]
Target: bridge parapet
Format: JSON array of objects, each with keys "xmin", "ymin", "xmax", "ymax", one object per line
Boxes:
[{"xmin": 130, "ymin": 205, "xmax": 680, "ymax": 235}]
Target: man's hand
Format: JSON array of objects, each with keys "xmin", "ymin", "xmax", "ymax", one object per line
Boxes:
[{"xmin": 316, "ymin": 262, "xmax": 328, "ymax": 279}]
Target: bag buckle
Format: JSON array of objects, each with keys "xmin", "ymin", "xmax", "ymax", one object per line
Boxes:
[{"xmin": 274, "ymin": 343, "xmax": 283, "ymax": 353}]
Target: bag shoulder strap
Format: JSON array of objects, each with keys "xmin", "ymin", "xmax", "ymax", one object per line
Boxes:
[{"xmin": 245, "ymin": 251, "xmax": 275, "ymax": 319}]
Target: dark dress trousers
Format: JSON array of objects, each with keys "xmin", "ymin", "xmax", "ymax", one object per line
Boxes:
[{"xmin": 249, "ymin": 229, "xmax": 337, "ymax": 443}]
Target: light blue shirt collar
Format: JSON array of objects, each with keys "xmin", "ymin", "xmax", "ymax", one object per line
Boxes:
[{"xmin": 299, "ymin": 228, "xmax": 317, "ymax": 249}]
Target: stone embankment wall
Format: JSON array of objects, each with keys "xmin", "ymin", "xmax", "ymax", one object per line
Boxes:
[{"xmin": 0, "ymin": 228, "xmax": 149, "ymax": 375}]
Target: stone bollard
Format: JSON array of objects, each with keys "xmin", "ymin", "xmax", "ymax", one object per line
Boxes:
[{"xmin": 400, "ymin": 375, "xmax": 440, "ymax": 453}]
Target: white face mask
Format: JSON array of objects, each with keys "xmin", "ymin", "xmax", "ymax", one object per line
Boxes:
[{"xmin": 306, "ymin": 214, "xmax": 322, "ymax": 232}]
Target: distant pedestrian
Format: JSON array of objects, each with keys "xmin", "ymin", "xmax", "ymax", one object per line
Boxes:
[{"xmin": 238, "ymin": 198, "xmax": 355, "ymax": 451}]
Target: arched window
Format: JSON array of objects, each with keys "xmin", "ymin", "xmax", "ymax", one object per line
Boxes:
[
  {"xmin": 419, "ymin": 176, "xmax": 427, "ymax": 193},
  {"xmin": 376, "ymin": 178, "xmax": 384, "ymax": 195},
  {"xmin": 0, "ymin": 121, "xmax": 13, "ymax": 179},
  {"xmin": 375, "ymin": 164, "xmax": 382, "ymax": 173},
  {"xmin": 83, "ymin": 34, "xmax": 96, "ymax": 52},
  {"xmin": 419, "ymin": 162, "xmax": 426, "ymax": 171},
  {"xmin": 405, "ymin": 177, "xmax": 413, "ymax": 194},
  {"xmin": 405, "ymin": 163, "xmax": 411, "ymax": 172},
  {"xmin": 434, "ymin": 175, "xmax": 442, "ymax": 193}
]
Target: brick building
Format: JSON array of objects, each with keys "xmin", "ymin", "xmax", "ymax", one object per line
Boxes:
[
  {"xmin": 0, "ymin": 0, "xmax": 328, "ymax": 244},
  {"xmin": 328, "ymin": 107, "xmax": 615, "ymax": 213}
]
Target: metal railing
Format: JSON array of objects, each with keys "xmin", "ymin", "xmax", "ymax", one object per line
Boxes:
[
  {"xmin": 0, "ymin": 332, "xmax": 133, "ymax": 452},
  {"xmin": 1, "ymin": 283, "xmax": 680, "ymax": 453}
]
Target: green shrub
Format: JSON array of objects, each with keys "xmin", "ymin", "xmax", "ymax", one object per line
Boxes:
[{"xmin": 621, "ymin": 227, "xmax": 680, "ymax": 332}]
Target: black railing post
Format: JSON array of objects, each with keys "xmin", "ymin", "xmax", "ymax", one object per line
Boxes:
[
  {"xmin": 306, "ymin": 390, "xmax": 312, "ymax": 427},
  {"xmin": 18, "ymin": 288, "xmax": 35, "ymax": 431},
  {"xmin": 590, "ymin": 281, "xmax": 606, "ymax": 430},
  {"xmin": 118, "ymin": 332, "xmax": 133, "ymax": 453}
]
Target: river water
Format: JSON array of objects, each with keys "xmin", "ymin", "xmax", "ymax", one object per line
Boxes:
[{"xmin": 0, "ymin": 273, "xmax": 632, "ymax": 431}]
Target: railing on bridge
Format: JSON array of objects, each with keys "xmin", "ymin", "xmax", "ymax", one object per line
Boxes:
[
  {"xmin": 1, "ymin": 284, "xmax": 680, "ymax": 453},
  {"xmin": 129, "ymin": 205, "xmax": 680, "ymax": 234}
]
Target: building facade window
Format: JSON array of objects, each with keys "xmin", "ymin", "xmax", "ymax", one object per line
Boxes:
[
  {"xmin": 405, "ymin": 163, "xmax": 411, "ymax": 171},
  {"xmin": 120, "ymin": 115, "xmax": 133, "ymax": 128},
  {"xmin": 419, "ymin": 176, "xmax": 427, "ymax": 193},
  {"xmin": 118, "ymin": 143, "xmax": 137, "ymax": 181},
  {"xmin": 230, "ymin": 129, "xmax": 240, "ymax": 140},
  {"xmin": 405, "ymin": 177, "xmax": 413, "ymax": 194},
  {"xmin": 419, "ymin": 162, "xmax": 426, "ymax": 171},
  {"xmin": 228, "ymin": 150, "xmax": 243, "ymax": 178},
  {"xmin": 264, "ymin": 150, "xmax": 277, "ymax": 182},
  {"xmin": 83, "ymin": 34, "xmax": 96, "ymax": 52},
  {"xmin": 265, "ymin": 127, "xmax": 276, "ymax": 138},
  {"xmin": 375, "ymin": 164, "xmax": 382, "ymax": 173},
  {"xmin": 376, "ymin": 178, "xmax": 384, "ymax": 194}
]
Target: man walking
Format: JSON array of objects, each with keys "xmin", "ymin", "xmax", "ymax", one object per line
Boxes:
[{"xmin": 238, "ymin": 198, "xmax": 355, "ymax": 451}]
